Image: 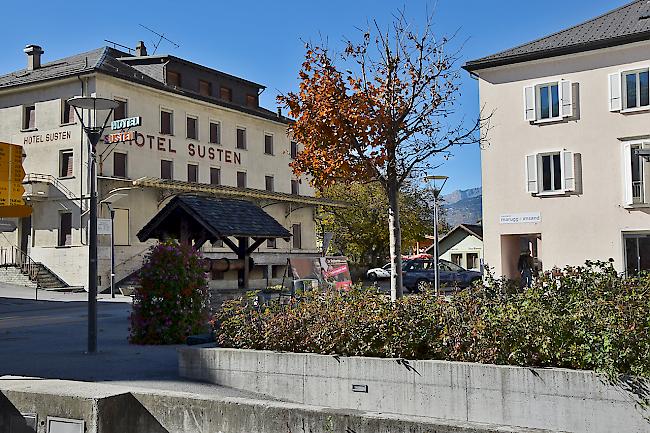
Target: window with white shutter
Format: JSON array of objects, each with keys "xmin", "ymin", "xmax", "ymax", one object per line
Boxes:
[
  {"xmin": 525, "ymin": 154, "xmax": 538, "ymax": 194},
  {"xmin": 526, "ymin": 151, "xmax": 577, "ymax": 195},
  {"xmin": 525, "ymin": 80, "xmax": 572, "ymax": 122}
]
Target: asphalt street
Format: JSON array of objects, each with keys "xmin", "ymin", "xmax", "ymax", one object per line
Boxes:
[{"xmin": 0, "ymin": 283, "xmax": 259, "ymax": 398}]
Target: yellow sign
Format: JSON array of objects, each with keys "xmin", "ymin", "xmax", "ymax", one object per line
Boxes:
[{"xmin": 0, "ymin": 142, "xmax": 30, "ymax": 216}]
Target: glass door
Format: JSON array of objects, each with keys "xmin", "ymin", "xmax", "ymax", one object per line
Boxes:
[{"xmin": 624, "ymin": 234, "xmax": 650, "ymax": 275}]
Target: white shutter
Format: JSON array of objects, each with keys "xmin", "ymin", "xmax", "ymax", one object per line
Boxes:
[
  {"xmin": 562, "ymin": 151, "xmax": 575, "ymax": 192},
  {"xmin": 526, "ymin": 154, "xmax": 538, "ymax": 194},
  {"xmin": 609, "ymin": 73, "xmax": 622, "ymax": 112},
  {"xmin": 623, "ymin": 143, "xmax": 633, "ymax": 205},
  {"xmin": 524, "ymin": 86, "xmax": 535, "ymax": 121},
  {"xmin": 560, "ymin": 80, "xmax": 573, "ymax": 118}
]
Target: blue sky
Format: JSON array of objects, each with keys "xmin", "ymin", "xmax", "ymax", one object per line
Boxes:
[{"xmin": 0, "ymin": 0, "xmax": 624, "ymax": 192}]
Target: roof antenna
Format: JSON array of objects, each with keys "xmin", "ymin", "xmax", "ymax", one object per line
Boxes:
[{"xmin": 139, "ymin": 24, "xmax": 180, "ymax": 55}]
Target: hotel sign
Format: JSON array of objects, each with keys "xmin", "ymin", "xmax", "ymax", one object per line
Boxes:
[
  {"xmin": 499, "ymin": 212, "xmax": 541, "ymax": 225},
  {"xmin": 111, "ymin": 116, "xmax": 141, "ymax": 130}
]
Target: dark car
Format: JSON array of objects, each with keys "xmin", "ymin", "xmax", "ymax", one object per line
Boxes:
[{"xmin": 402, "ymin": 259, "xmax": 482, "ymax": 293}]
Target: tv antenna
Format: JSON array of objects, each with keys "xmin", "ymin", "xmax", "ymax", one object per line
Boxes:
[{"xmin": 139, "ymin": 24, "xmax": 180, "ymax": 55}]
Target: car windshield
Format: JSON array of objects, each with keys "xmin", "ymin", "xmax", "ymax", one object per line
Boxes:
[
  {"xmin": 382, "ymin": 264, "xmax": 391, "ymax": 270},
  {"xmin": 442, "ymin": 260, "xmax": 465, "ymax": 272}
]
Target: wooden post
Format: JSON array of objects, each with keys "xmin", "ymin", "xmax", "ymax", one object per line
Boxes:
[
  {"xmin": 180, "ymin": 219, "xmax": 191, "ymax": 246},
  {"xmin": 237, "ymin": 237, "xmax": 250, "ymax": 290}
]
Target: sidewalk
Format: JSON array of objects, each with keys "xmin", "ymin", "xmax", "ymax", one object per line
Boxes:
[{"xmin": 0, "ymin": 282, "xmax": 259, "ymax": 399}]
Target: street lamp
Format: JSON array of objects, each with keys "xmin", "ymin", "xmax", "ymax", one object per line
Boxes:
[
  {"xmin": 68, "ymin": 96, "xmax": 118, "ymax": 354},
  {"xmin": 424, "ymin": 175, "xmax": 448, "ymax": 295}
]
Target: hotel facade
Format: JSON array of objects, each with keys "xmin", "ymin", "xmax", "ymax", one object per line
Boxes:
[
  {"xmin": 465, "ymin": 0, "xmax": 650, "ymax": 279},
  {"xmin": 0, "ymin": 41, "xmax": 329, "ymax": 291}
]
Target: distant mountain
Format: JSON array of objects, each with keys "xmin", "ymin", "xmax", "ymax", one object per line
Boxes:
[{"xmin": 441, "ymin": 187, "xmax": 482, "ymax": 227}]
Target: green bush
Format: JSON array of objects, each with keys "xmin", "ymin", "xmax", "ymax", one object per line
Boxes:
[
  {"xmin": 213, "ymin": 261, "xmax": 650, "ymax": 378},
  {"xmin": 129, "ymin": 241, "xmax": 210, "ymax": 344}
]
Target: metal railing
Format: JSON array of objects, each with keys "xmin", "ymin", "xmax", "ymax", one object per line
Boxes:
[
  {"xmin": 24, "ymin": 173, "xmax": 81, "ymax": 206},
  {"xmin": 633, "ymin": 180, "xmax": 644, "ymax": 203},
  {"xmin": 0, "ymin": 246, "xmax": 39, "ymax": 287}
]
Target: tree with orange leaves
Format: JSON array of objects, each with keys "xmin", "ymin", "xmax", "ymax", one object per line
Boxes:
[{"xmin": 279, "ymin": 12, "xmax": 486, "ymax": 301}]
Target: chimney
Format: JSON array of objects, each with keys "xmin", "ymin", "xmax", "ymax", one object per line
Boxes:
[
  {"xmin": 24, "ymin": 45, "xmax": 44, "ymax": 70},
  {"xmin": 135, "ymin": 41, "xmax": 147, "ymax": 57}
]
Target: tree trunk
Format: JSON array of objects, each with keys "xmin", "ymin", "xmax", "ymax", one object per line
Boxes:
[{"xmin": 387, "ymin": 176, "xmax": 403, "ymax": 301}]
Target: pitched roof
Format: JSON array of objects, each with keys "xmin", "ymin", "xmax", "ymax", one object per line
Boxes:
[
  {"xmin": 0, "ymin": 46, "xmax": 288, "ymax": 124},
  {"xmin": 425, "ymin": 224, "xmax": 483, "ymax": 254},
  {"xmin": 464, "ymin": 0, "xmax": 650, "ymax": 71},
  {"xmin": 137, "ymin": 194, "xmax": 292, "ymax": 243}
]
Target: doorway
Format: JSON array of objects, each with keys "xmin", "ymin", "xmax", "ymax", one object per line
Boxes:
[{"xmin": 500, "ymin": 233, "xmax": 542, "ymax": 280}]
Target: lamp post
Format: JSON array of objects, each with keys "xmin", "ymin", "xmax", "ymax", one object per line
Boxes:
[
  {"xmin": 100, "ymin": 192, "xmax": 128, "ymax": 299},
  {"xmin": 68, "ymin": 96, "xmax": 118, "ymax": 354},
  {"xmin": 424, "ymin": 175, "xmax": 448, "ymax": 295}
]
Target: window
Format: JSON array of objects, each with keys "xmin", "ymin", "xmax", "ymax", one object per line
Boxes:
[
  {"xmin": 291, "ymin": 179, "xmax": 300, "ymax": 195},
  {"xmin": 59, "ymin": 150, "xmax": 73, "ymax": 178},
  {"xmin": 624, "ymin": 69, "xmax": 650, "ymax": 110},
  {"xmin": 524, "ymin": 80, "xmax": 572, "ymax": 121},
  {"xmin": 624, "ymin": 233, "xmax": 650, "ymax": 275},
  {"xmin": 623, "ymin": 141, "xmax": 650, "ymax": 206},
  {"xmin": 113, "ymin": 99, "xmax": 127, "ymax": 120},
  {"xmin": 267, "ymin": 238, "xmax": 277, "ymax": 248},
  {"xmin": 113, "ymin": 152, "xmax": 127, "ymax": 178},
  {"xmin": 236, "ymin": 127, "xmax": 246, "ymax": 149},
  {"xmin": 61, "ymin": 99, "xmax": 75, "ymax": 124},
  {"xmin": 209, "ymin": 121, "xmax": 221, "ymax": 144},
  {"xmin": 292, "ymin": 224, "xmax": 302, "ymax": 249},
  {"xmin": 525, "ymin": 151, "xmax": 575, "ymax": 195},
  {"xmin": 220, "ymin": 86, "xmax": 232, "ymax": 102},
  {"xmin": 265, "ymin": 175, "xmax": 274, "ymax": 192},
  {"xmin": 160, "ymin": 110, "xmax": 173, "ymax": 135},
  {"xmin": 246, "ymin": 94, "xmax": 257, "ymax": 108},
  {"xmin": 167, "ymin": 70, "xmax": 181, "ymax": 87},
  {"xmin": 210, "ymin": 167, "xmax": 221, "ymax": 185},
  {"xmin": 237, "ymin": 171, "xmax": 247, "ymax": 188},
  {"xmin": 187, "ymin": 163, "xmax": 198, "ymax": 182},
  {"xmin": 58, "ymin": 212, "xmax": 72, "ymax": 246},
  {"xmin": 451, "ymin": 253, "xmax": 462, "ymax": 267},
  {"xmin": 23, "ymin": 105, "xmax": 35, "ymax": 130},
  {"xmin": 199, "ymin": 80, "xmax": 212, "ymax": 97},
  {"xmin": 264, "ymin": 134, "xmax": 273, "ymax": 155},
  {"xmin": 187, "ymin": 116, "xmax": 198, "ymax": 140},
  {"xmin": 537, "ymin": 83, "xmax": 559, "ymax": 120},
  {"xmin": 291, "ymin": 141, "xmax": 298, "ymax": 159},
  {"xmin": 467, "ymin": 253, "xmax": 479, "ymax": 270},
  {"xmin": 114, "ymin": 208, "xmax": 129, "ymax": 246},
  {"xmin": 161, "ymin": 160, "xmax": 173, "ymax": 180}
]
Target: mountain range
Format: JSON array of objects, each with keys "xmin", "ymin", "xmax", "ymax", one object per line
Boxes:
[{"xmin": 441, "ymin": 187, "xmax": 482, "ymax": 227}]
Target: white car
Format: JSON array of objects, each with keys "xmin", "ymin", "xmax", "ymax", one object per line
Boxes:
[{"xmin": 366, "ymin": 263, "xmax": 391, "ymax": 281}]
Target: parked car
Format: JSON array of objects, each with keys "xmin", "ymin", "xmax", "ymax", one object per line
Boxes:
[
  {"xmin": 402, "ymin": 259, "xmax": 482, "ymax": 292},
  {"xmin": 366, "ymin": 263, "xmax": 391, "ymax": 281}
]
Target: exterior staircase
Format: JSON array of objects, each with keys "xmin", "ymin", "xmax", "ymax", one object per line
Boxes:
[{"xmin": 0, "ymin": 246, "xmax": 68, "ymax": 290}]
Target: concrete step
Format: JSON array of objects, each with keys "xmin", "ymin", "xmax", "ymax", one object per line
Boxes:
[{"xmin": 0, "ymin": 266, "xmax": 36, "ymax": 288}]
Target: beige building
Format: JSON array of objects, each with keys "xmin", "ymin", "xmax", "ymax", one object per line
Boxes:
[
  {"xmin": 0, "ymin": 42, "xmax": 332, "ymax": 291},
  {"xmin": 464, "ymin": 0, "xmax": 650, "ymax": 279}
]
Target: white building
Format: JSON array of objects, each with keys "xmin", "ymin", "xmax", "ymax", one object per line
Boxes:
[
  {"xmin": 0, "ymin": 42, "xmax": 336, "ymax": 291},
  {"xmin": 464, "ymin": 0, "xmax": 650, "ymax": 279},
  {"xmin": 427, "ymin": 224, "xmax": 483, "ymax": 272}
]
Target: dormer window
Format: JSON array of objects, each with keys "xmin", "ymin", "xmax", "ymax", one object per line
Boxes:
[
  {"xmin": 167, "ymin": 70, "xmax": 181, "ymax": 87},
  {"xmin": 220, "ymin": 86, "xmax": 232, "ymax": 102}
]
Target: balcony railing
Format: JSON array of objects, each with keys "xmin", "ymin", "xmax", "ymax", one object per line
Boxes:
[{"xmin": 633, "ymin": 180, "xmax": 644, "ymax": 203}]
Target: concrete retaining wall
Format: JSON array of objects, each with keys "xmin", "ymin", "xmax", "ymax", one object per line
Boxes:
[
  {"xmin": 0, "ymin": 377, "xmax": 553, "ymax": 433},
  {"xmin": 178, "ymin": 347, "xmax": 650, "ymax": 433}
]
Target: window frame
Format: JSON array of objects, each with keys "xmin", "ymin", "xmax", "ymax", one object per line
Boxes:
[
  {"xmin": 236, "ymin": 171, "xmax": 247, "ymax": 188},
  {"xmin": 236, "ymin": 127, "xmax": 247, "ymax": 150},
  {"xmin": 160, "ymin": 108, "xmax": 174, "ymax": 135},
  {"xmin": 113, "ymin": 151, "xmax": 127, "ymax": 179},
  {"xmin": 59, "ymin": 150, "xmax": 74, "ymax": 179},
  {"xmin": 199, "ymin": 79, "xmax": 212, "ymax": 97},
  {"xmin": 160, "ymin": 159, "xmax": 174, "ymax": 180},
  {"xmin": 186, "ymin": 115, "xmax": 198, "ymax": 140},
  {"xmin": 220, "ymin": 86, "xmax": 232, "ymax": 102},
  {"xmin": 622, "ymin": 68, "xmax": 650, "ymax": 112},
  {"xmin": 22, "ymin": 105, "xmax": 36, "ymax": 131},
  {"xmin": 210, "ymin": 167, "xmax": 221, "ymax": 185},
  {"xmin": 291, "ymin": 179, "xmax": 300, "ymax": 195},
  {"xmin": 113, "ymin": 97, "xmax": 128, "ymax": 121},
  {"xmin": 265, "ymin": 175, "xmax": 274, "ymax": 192},
  {"xmin": 264, "ymin": 133, "xmax": 274, "ymax": 155},
  {"xmin": 61, "ymin": 98, "xmax": 76, "ymax": 125},
  {"xmin": 535, "ymin": 82, "xmax": 560, "ymax": 121},
  {"xmin": 209, "ymin": 120, "xmax": 221, "ymax": 144},
  {"xmin": 167, "ymin": 70, "xmax": 182, "ymax": 87},
  {"xmin": 292, "ymin": 223, "xmax": 302, "ymax": 249},
  {"xmin": 538, "ymin": 151, "xmax": 563, "ymax": 193},
  {"xmin": 290, "ymin": 141, "xmax": 298, "ymax": 159},
  {"xmin": 187, "ymin": 163, "xmax": 199, "ymax": 183}
]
